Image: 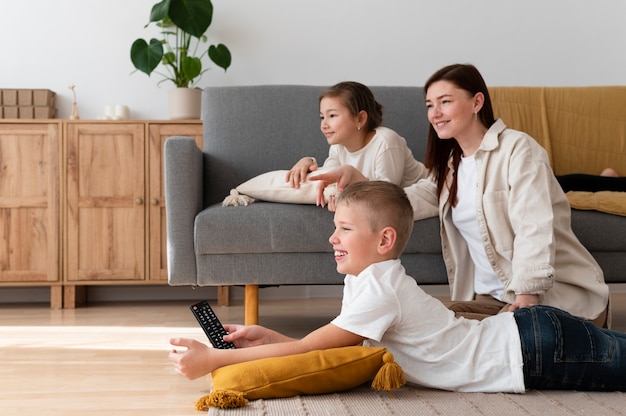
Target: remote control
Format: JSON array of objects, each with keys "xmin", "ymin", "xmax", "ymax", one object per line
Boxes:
[{"xmin": 189, "ymin": 300, "xmax": 236, "ymax": 349}]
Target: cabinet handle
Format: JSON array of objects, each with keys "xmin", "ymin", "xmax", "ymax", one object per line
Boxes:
[
  {"xmin": 135, "ymin": 197, "xmax": 144, "ymax": 205},
  {"xmin": 151, "ymin": 198, "xmax": 159, "ymax": 206}
]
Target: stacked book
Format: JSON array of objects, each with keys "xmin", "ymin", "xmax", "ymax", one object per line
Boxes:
[{"xmin": 0, "ymin": 89, "xmax": 56, "ymax": 119}]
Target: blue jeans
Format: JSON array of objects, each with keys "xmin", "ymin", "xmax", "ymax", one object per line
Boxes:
[{"xmin": 513, "ymin": 305, "xmax": 626, "ymax": 391}]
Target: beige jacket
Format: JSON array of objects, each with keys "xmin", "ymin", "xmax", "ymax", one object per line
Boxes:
[{"xmin": 405, "ymin": 120, "xmax": 609, "ymax": 321}]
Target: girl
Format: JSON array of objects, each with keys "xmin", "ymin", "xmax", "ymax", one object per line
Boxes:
[{"xmin": 286, "ymin": 81, "xmax": 427, "ymax": 208}]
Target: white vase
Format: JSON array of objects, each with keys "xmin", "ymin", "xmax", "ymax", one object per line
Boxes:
[{"xmin": 168, "ymin": 88, "xmax": 202, "ymax": 120}]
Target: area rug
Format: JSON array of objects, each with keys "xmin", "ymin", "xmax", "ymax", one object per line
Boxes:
[{"xmin": 208, "ymin": 384, "xmax": 626, "ymax": 415}]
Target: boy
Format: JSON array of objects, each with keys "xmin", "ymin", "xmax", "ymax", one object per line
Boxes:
[{"xmin": 170, "ymin": 181, "xmax": 626, "ymax": 392}]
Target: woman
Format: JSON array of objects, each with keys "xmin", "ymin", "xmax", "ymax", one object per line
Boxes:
[
  {"xmin": 311, "ymin": 64, "xmax": 610, "ymax": 326},
  {"xmin": 286, "ymin": 81, "xmax": 427, "ymax": 208}
]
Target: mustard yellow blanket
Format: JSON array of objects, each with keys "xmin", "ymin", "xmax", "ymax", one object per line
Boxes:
[{"xmin": 489, "ymin": 86, "xmax": 626, "ymax": 177}]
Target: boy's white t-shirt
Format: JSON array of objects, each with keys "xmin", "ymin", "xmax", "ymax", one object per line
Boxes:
[
  {"xmin": 322, "ymin": 127, "xmax": 426, "ymax": 187},
  {"xmin": 331, "ymin": 259, "xmax": 525, "ymax": 393}
]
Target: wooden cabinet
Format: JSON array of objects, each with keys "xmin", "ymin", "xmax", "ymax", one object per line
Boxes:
[
  {"xmin": 0, "ymin": 122, "xmax": 62, "ymax": 307},
  {"xmin": 63, "ymin": 120, "xmax": 202, "ymax": 307},
  {"xmin": 65, "ymin": 122, "xmax": 146, "ymax": 283},
  {"xmin": 0, "ymin": 120, "xmax": 202, "ymax": 308},
  {"xmin": 148, "ymin": 123, "xmax": 203, "ymax": 281}
]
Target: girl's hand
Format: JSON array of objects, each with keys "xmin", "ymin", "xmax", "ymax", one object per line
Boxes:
[
  {"xmin": 326, "ymin": 194, "xmax": 337, "ymax": 212},
  {"xmin": 286, "ymin": 157, "xmax": 318, "ymax": 188},
  {"xmin": 309, "ymin": 165, "xmax": 367, "ymax": 206}
]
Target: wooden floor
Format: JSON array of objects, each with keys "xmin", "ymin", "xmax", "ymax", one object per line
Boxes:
[
  {"xmin": 0, "ymin": 297, "xmax": 342, "ymax": 415},
  {"xmin": 2, "ymin": 293, "xmax": 626, "ymax": 415}
]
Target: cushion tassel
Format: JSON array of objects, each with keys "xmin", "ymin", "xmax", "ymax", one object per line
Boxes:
[
  {"xmin": 195, "ymin": 390, "xmax": 249, "ymax": 410},
  {"xmin": 370, "ymin": 351, "xmax": 406, "ymax": 391},
  {"xmin": 222, "ymin": 189, "xmax": 255, "ymax": 207}
]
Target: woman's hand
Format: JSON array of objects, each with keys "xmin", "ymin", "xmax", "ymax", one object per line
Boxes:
[
  {"xmin": 508, "ymin": 294, "xmax": 540, "ymax": 311},
  {"xmin": 169, "ymin": 337, "xmax": 215, "ymax": 380},
  {"xmin": 286, "ymin": 157, "xmax": 318, "ymax": 188}
]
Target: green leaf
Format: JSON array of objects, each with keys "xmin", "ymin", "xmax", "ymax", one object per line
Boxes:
[
  {"xmin": 149, "ymin": 0, "xmax": 170, "ymax": 23},
  {"xmin": 158, "ymin": 16, "xmax": 176, "ymax": 30},
  {"xmin": 169, "ymin": 0, "xmax": 213, "ymax": 38},
  {"xmin": 208, "ymin": 44, "xmax": 231, "ymax": 71},
  {"xmin": 181, "ymin": 56, "xmax": 202, "ymax": 81},
  {"xmin": 162, "ymin": 51, "xmax": 176, "ymax": 66},
  {"xmin": 130, "ymin": 38, "xmax": 164, "ymax": 75}
]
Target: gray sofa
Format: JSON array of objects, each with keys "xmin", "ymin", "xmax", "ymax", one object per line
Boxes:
[{"xmin": 164, "ymin": 85, "xmax": 626, "ymax": 325}]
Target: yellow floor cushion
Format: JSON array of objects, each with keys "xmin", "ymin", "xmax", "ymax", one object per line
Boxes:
[{"xmin": 196, "ymin": 346, "xmax": 405, "ymax": 410}]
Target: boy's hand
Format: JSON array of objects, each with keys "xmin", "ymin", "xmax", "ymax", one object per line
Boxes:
[
  {"xmin": 222, "ymin": 324, "xmax": 271, "ymax": 347},
  {"xmin": 169, "ymin": 337, "xmax": 214, "ymax": 380},
  {"xmin": 223, "ymin": 324, "xmax": 296, "ymax": 346},
  {"xmin": 286, "ymin": 157, "xmax": 318, "ymax": 188}
]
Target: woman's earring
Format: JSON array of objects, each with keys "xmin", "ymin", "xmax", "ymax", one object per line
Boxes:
[
  {"xmin": 474, "ymin": 112, "xmax": 478, "ymax": 121},
  {"xmin": 357, "ymin": 124, "xmax": 361, "ymax": 130}
]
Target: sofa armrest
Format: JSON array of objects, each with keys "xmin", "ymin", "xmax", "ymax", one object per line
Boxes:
[{"xmin": 164, "ymin": 136, "xmax": 204, "ymax": 285}]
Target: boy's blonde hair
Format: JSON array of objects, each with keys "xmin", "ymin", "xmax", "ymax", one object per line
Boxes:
[{"xmin": 336, "ymin": 181, "xmax": 414, "ymax": 257}]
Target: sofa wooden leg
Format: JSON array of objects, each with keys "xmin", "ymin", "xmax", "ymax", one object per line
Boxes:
[
  {"xmin": 244, "ymin": 284, "xmax": 259, "ymax": 325},
  {"xmin": 217, "ymin": 286, "xmax": 230, "ymax": 306}
]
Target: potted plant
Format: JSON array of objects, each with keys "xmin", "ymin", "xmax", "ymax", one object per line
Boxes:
[{"xmin": 130, "ymin": 0, "xmax": 232, "ymax": 119}]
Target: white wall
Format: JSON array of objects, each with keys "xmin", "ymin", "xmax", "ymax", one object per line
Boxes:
[{"xmin": 4, "ymin": 0, "xmax": 625, "ymax": 120}]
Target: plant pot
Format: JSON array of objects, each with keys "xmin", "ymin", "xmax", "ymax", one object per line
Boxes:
[{"xmin": 168, "ymin": 88, "xmax": 202, "ymax": 120}]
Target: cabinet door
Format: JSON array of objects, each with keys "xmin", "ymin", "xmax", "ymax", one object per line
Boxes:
[
  {"xmin": 148, "ymin": 123, "xmax": 202, "ymax": 281},
  {"xmin": 66, "ymin": 123, "xmax": 145, "ymax": 282},
  {"xmin": 0, "ymin": 123, "xmax": 60, "ymax": 283}
]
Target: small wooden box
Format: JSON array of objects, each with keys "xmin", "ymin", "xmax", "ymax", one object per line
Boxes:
[
  {"xmin": 1, "ymin": 89, "xmax": 18, "ymax": 106},
  {"xmin": 34, "ymin": 89, "xmax": 56, "ymax": 106},
  {"xmin": 2, "ymin": 106, "xmax": 19, "ymax": 119},
  {"xmin": 0, "ymin": 89, "xmax": 56, "ymax": 119},
  {"xmin": 34, "ymin": 106, "xmax": 57, "ymax": 119},
  {"xmin": 18, "ymin": 90, "xmax": 33, "ymax": 105},
  {"xmin": 19, "ymin": 106, "xmax": 35, "ymax": 119}
]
